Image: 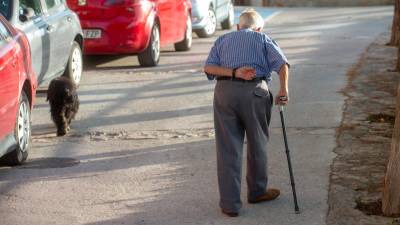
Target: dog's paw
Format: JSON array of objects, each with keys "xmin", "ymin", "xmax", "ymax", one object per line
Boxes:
[{"xmin": 57, "ymin": 130, "xmax": 67, "ymax": 137}]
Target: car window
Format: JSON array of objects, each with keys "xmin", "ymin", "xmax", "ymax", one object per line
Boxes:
[
  {"xmin": 0, "ymin": 0, "xmax": 11, "ymax": 20},
  {"xmin": 19, "ymin": 0, "xmax": 43, "ymax": 16},
  {"xmin": 0, "ymin": 21, "xmax": 11, "ymax": 48},
  {"xmin": 0, "ymin": 21, "xmax": 11, "ymax": 38}
]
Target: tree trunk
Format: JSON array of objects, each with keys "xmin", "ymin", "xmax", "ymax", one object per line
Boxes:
[
  {"xmin": 382, "ymin": 84, "xmax": 400, "ymax": 217},
  {"xmin": 398, "ymin": 45, "xmax": 400, "ymax": 71},
  {"xmin": 389, "ymin": 0, "xmax": 400, "ymax": 46}
]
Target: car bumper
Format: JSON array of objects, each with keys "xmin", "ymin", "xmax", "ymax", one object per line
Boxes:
[
  {"xmin": 80, "ymin": 18, "xmax": 150, "ymax": 55},
  {"xmin": 192, "ymin": 15, "xmax": 209, "ymax": 30},
  {"xmin": 191, "ymin": 3, "xmax": 209, "ymax": 30}
]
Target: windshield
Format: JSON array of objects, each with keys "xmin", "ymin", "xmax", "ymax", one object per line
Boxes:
[{"xmin": 0, "ymin": 0, "xmax": 11, "ymax": 20}]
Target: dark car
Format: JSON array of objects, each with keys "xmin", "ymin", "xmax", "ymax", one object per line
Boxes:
[
  {"xmin": 0, "ymin": 14, "xmax": 37, "ymax": 165},
  {"xmin": 0, "ymin": 0, "xmax": 84, "ymax": 86}
]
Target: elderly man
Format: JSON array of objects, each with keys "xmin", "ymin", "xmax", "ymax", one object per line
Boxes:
[{"xmin": 204, "ymin": 9, "xmax": 290, "ymax": 217}]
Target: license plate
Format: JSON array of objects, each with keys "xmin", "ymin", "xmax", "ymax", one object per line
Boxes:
[{"xmin": 83, "ymin": 29, "xmax": 101, "ymax": 39}]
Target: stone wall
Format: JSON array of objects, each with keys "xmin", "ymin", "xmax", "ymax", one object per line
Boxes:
[
  {"xmin": 271, "ymin": 0, "xmax": 393, "ymax": 6},
  {"xmin": 235, "ymin": 0, "xmax": 394, "ymax": 6}
]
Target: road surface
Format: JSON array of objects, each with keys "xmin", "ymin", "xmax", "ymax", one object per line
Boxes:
[{"xmin": 0, "ymin": 6, "xmax": 393, "ymax": 225}]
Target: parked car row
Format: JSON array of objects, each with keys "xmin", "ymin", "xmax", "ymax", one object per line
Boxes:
[
  {"xmin": 0, "ymin": 0, "xmax": 83, "ymax": 165},
  {"xmin": 67, "ymin": 0, "xmax": 193, "ymax": 67},
  {"xmin": 0, "ymin": 0, "xmax": 235, "ymax": 165},
  {"xmin": 66, "ymin": 0, "xmax": 234, "ymax": 67}
]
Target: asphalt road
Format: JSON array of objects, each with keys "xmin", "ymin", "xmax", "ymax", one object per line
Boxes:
[{"xmin": 0, "ymin": 7, "xmax": 393, "ymax": 225}]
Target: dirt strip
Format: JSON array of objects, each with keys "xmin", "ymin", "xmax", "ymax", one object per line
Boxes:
[{"xmin": 327, "ymin": 32, "xmax": 400, "ymax": 225}]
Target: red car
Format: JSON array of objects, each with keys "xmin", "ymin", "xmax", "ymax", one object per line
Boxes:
[
  {"xmin": 67, "ymin": 0, "xmax": 192, "ymax": 67},
  {"xmin": 0, "ymin": 15, "xmax": 37, "ymax": 165}
]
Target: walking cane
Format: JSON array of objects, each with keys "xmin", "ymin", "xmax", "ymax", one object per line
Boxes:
[{"xmin": 279, "ymin": 97, "xmax": 300, "ymax": 214}]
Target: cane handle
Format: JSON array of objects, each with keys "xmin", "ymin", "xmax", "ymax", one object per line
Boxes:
[{"xmin": 279, "ymin": 96, "xmax": 287, "ymax": 112}]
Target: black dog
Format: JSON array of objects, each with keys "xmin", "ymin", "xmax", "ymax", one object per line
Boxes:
[{"xmin": 47, "ymin": 77, "xmax": 79, "ymax": 136}]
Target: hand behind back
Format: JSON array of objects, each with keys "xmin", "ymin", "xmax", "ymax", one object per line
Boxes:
[{"xmin": 236, "ymin": 67, "xmax": 256, "ymax": 80}]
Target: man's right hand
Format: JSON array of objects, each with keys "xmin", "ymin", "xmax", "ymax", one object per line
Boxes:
[{"xmin": 235, "ymin": 67, "xmax": 256, "ymax": 80}]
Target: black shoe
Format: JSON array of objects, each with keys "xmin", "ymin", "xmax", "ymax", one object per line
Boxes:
[{"xmin": 221, "ymin": 209, "xmax": 239, "ymax": 217}]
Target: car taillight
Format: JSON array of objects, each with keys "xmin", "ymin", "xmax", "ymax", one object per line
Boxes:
[{"xmin": 103, "ymin": 0, "xmax": 125, "ymax": 6}]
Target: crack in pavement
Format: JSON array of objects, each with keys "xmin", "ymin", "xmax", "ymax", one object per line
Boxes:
[{"xmin": 31, "ymin": 127, "xmax": 336, "ymax": 144}]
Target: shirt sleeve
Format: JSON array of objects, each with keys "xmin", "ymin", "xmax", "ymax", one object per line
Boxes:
[
  {"xmin": 204, "ymin": 39, "xmax": 221, "ymax": 80},
  {"xmin": 265, "ymin": 38, "xmax": 289, "ymax": 74}
]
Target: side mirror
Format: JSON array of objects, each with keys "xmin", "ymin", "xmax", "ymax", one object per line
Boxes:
[{"xmin": 19, "ymin": 8, "xmax": 35, "ymax": 22}]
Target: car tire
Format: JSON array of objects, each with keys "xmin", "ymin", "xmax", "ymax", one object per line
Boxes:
[
  {"xmin": 221, "ymin": 2, "xmax": 234, "ymax": 30},
  {"xmin": 63, "ymin": 41, "xmax": 83, "ymax": 86},
  {"xmin": 2, "ymin": 91, "xmax": 31, "ymax": 166},
  {"xmin": 174, "ymin": 15, "xmax": 192, "ymax": 51},
  {"xmin": 195, "ymin": 7, "xmax": 217, "ymax": 38},
  {"xmin": 138, "ymin": 23, "xmax": 160, "ymax": 67}
]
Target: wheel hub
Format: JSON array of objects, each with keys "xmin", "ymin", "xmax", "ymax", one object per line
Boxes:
[
  {"xmin": 71, "ymin": 48, "xmax": 82, "ymax": 84},
  {"xmin": 205, "ymin": 9, "xmax": 217, "ymax": 35},
  {"xmin": 17, "ymin": 101, "xmax": 30, "ymax": 152}
]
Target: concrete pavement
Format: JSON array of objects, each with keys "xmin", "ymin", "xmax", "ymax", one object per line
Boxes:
[{"xmin": 0, "ymin": 6, "xmax": 394, "ymax": 225}]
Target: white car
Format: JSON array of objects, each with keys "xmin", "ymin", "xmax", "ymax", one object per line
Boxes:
[
  {"xmin": 0, "ymin": 0, "xmax": 84, "ymax": 86},
  {"xmin": 191, "ymin": 0, "xmax": 234, "ymax": 38}
]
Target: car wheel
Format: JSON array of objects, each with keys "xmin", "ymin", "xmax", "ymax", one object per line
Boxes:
[
  {"xmin": 63, "ymin": 41, "xmax": 83, "ymax": 86},
  {"xmin": 174, "ymin": 15, "xmax": 192, "ymax": 51},
  {"xmin": 2, "ymin": 91, "xmax": 30, "ymax": 165},
  {"xmin": 221, "ymin": 2, "xmax": 234, "ymax": 30},
  {"xmin": 138, "ymin": 23, "xmax": 160, "ymax": 67},
  {"xmin": 195, "ymin": 7, "xmax": 217, "ymax": 38}
]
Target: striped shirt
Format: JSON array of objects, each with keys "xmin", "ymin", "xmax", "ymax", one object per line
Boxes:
[{"xmin": 205, "ymin": 28, "xmax": 289, "ymax": 83}]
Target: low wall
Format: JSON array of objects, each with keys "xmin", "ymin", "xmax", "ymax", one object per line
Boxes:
[
  {"xmin": 236, "ymin": 0, "xmax": 394, "ymax": 7},
  {"xmin": 270, "ymin": 0, "xmax": 393, "ymax": 6}
]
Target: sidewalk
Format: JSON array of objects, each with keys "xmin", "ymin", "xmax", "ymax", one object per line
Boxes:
[{"xmin": 327, "ymin": 32, "xmax": 400, "ymax": 225}]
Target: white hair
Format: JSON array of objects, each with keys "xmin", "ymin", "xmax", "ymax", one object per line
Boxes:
[{"xmin": 239, "ymin": 9, "xmax": 264, "ymax": 30}]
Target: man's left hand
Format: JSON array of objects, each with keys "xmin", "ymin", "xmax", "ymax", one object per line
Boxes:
[{"xmin": 236, "ymin": 67, "xmax": 256, "ymax": 80}]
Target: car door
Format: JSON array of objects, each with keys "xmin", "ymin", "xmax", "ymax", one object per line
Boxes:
[
  {"xmin": 41, "ymin": 0, "xmax": 71, "ymax": 77},
  {"xmin": 156, "ymin": 0, "xmax": 175, "ymax": 45},
  {"xmin": 0, "ymin": 21, "xmax": 20, "ymax": 139},
  {"xmin": 174, "ymin": 0, "xmax": 187, "ymax": 42},
  {"xmin": 17, "ymin": 0, "xmax": 50, "ymax": 84}
]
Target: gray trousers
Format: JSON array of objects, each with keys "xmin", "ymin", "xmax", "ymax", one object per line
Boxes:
[{"xmin": 213, "ymin": 80, "xmax": 273, "ymax": 213}]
